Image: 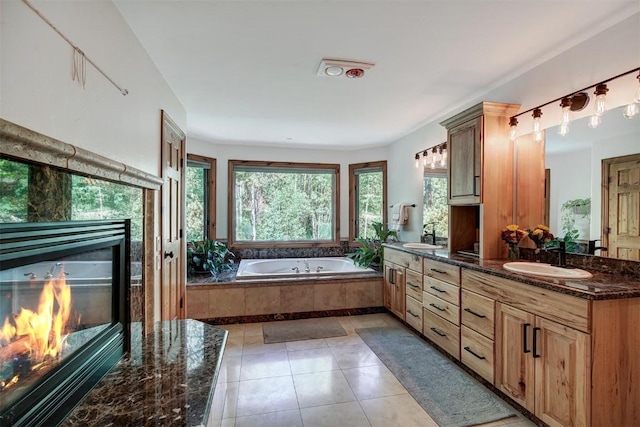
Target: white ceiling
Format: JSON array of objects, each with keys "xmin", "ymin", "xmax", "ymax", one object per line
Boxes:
[{"xmin": 114, "ymin": 1, "xmax": 639, "ymax": 150}]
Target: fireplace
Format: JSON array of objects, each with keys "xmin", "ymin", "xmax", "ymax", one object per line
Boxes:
[{"xmin": 0, "ymin": 220, "xmax": 130, "ymax": 426}]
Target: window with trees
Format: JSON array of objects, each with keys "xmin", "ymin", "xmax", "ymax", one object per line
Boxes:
[
  {"xmin": 229, "ymin": 160, "xmax": 339, "ymax": 247},
  {"xmin": 186, "ymin": 154, "xmax": 216, "ymax": 242},
  {"xmin": 349, "ymin": 161, "xmax": 387, "ymax": 241},
  {"xmin": 423, "ymin": 169, "xmax": 448, "ymax": 241}
]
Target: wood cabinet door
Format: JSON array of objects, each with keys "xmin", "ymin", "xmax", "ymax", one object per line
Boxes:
[
  {"xmin": 534, "ymin": 317, "xmax": 590, "ymax": 427},
  {"xmin": 448, "ymin": 117, "xmax": 481, "ymax": 204},
  {"xmin": 496, "ymin": 303, "xmax": 535, "ymax": 411},
  {"xmin": 393, "ymin": 267, "xmax": 406, "ymax": 320},
  {"xmin": 383, "ymin": 264, "xmax": 394, "ymax": 310}
]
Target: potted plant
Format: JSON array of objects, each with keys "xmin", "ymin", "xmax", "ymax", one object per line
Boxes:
[
  {"xmin": 347, "ymin": 222, "xmax": 398, "ymax": 270},
  {"xmin": 186, "ymin": 239, "xmax": 235, "ymax": 276}
]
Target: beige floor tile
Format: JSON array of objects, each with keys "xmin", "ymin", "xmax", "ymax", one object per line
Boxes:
[
  {"xmin": 324, "ymin": 333, "xmax": 366, "ymax": 347},
  {"xmin": 222, "ymin": 381, "xmax": 239, "ymax": 419},
  {"xmin": 342, "ymin": 365, "xmax": 408, "ymax": 400},
  {"xmin": 287, "ymin": 347, "xmax": 340, "ymax": 375},
  {"xmin": 217, "ymin": 355, "xmax": 242, "ymax": 383},
  {"xmin": 349, "ymin": 315, "xmax": 389, "ymax": 329},
  {"xmin": 284, "ymin": 338, "xmax": 328, "ymax": 351},
  {"xmin": 243, "ymin": 323, "xmax": 264, "ymax": 337},
  {"xmin": 224, "ymin": 335, "xmax": 244, "ymax": 357},
  {"xmin": 292, "ymin": 370, "xmax": 356, "ymax": 408},
  {"xmin": 209, "ymin": 381, "xmax": 230, "ymax": 424},
  {"xmin": 240, "ymin": 351, "xmax": 291, "ymax": 380},
  {"xmin": 234, "ymin": 409, "xmax": 303, "ymax": 427},
  {"xmin": 235, "ymin": 376, "xmax": 298, "ymax": 417},
  {"xmin": 359, "ymin": 394, "xmax": 438, "ymax": 427},
  {"xmin": 329, "ymin": 344, "xmax": 382, "ymax": 369},
  {"xmin": 242, "ymin": 334, "xmax": 287, "ymax": 355},
  {"xmin": 300, "ymin": 401, "xmax": 371, "ymax": 427},
  {"xmin": 221, "ymin": 323, "xmax": 246, "ymax": 338},
  {"xmin": 220, "ymin": 419, "xmax": 235, "ymax": 427}
]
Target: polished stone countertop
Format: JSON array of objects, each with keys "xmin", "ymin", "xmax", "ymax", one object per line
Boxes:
[
  {"xmin": 384, "ymin": 243, "xmax": 640, "ymax": 300},
  {"xmin": 62, "ymin": 319, "xmax": 228, "ymax": 426}
]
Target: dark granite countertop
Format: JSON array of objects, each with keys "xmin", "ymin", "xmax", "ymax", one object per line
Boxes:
[
  {"xmin": 62, "ymin": 319, "xmax": 228, "ymax": 426},
  {"xmin": 384, "ymin": 243, "xmax": 640, "ymax": 300}
]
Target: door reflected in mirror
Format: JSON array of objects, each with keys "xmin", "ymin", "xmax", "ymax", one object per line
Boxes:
[{"xmin": 543, "ymin": 104, "xmax": 640, "ymax": 259}]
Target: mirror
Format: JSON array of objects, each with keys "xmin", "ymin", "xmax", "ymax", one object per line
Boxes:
[{"xmin": 544, "ymin": 104, "xmax": 640, "ymax": 258}]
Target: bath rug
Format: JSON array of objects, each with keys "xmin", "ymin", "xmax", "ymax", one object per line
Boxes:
[
  {"xmin": 263, "ymin": 317, "xmax": 347, "ymax": 343},
  {"xmin": 356, "ymin": 325, "xmax": 516, "ymax": 427}
]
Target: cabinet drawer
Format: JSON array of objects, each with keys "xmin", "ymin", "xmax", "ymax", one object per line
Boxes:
[
  {"xmin": 423, "ymin": 308, "xmax": 460, "ymax": 360},
  {"xmin": 405, "ymin": 295, "xmax": 423, "ymax": 332},
  {"xmin": 405, "ymin": 269, "xmax": 423, "ymax": 301},
  {"xmin": 462, "ymin": 269, "xmax": 590, "ymax": 333},
  {"xmin": 385, "ymin": 248, "xmax": 422, "ymax": 273},
  {"xmin": 423, "ymin": 259, "xmax": 460, "ymax": 285},
  {"xmin": 423, "ymin": 293, "xmax": 460, "ymax": 325},
  {"xmin": 461, "ymin": 289, "xmax": 495, "ymax": 340},
  {"xmin": 423, "ymin": 276, "xmax": 460, "ymax": 306},
  {"xmin": 461, "ymin": 326, "xmax": 494, "ymax": 384}
]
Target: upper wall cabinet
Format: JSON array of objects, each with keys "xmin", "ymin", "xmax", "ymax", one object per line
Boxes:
[{"xmin": 441, "ymin": 102, "xmax": 520, "ymax": 206}]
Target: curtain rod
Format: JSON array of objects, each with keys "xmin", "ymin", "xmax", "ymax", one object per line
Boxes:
[{"xmin": 22, "ymin": 0, "xmax": 129, "ymax": 96}]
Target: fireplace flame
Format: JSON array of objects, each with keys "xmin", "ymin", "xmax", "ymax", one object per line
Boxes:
[{"xmin": 0, "ymin": 270, "xmax": 72, "ymax": 369}]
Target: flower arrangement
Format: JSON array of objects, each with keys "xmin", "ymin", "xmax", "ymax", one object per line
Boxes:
[
  {"xmin": 500, "ymin": 224, "xmax": 528, "ymax": 245},
  {"xmin": 527, "ymin": 224, "xmax": 554, "ymax": 247}
]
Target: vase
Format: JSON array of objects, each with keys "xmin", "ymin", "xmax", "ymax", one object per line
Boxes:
[{"xmin": 507, "ymin": 244, "xmax": 519, "ymax": 261}]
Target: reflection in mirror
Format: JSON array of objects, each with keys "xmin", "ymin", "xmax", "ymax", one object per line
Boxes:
[
  {"xmin": 544, "ymin": 105, "xmax": 640, "ymax": 259},
  {"xmin": 422, "ymin": 169, "xmax": 448, "ymax": 247}
]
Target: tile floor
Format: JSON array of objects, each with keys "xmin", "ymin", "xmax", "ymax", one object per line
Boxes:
[{"xmin": 209, "ymin": 313, "xmax": 536, "ymax": 427}]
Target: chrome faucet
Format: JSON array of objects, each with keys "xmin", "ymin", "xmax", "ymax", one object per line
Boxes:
[
  {"xmin": 316, "ymin": 266, "xmax": 324, "ymax": 273},
  {"xmin": 303, "ymin": 259, "xmax": 310, "ymax": 273},
  {"xmin": 44, "ymin": 262, "xmax": 62, "ymax": 279},
  {"xmin": 422, "ymin": 223, "xmax": 436, "ymax": 245},
  {"xmin": 292, "ymin": 266, "xmax": 300, "ymax": 273}
]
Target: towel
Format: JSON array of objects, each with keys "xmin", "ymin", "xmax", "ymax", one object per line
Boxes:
[{"xmin": 390, "ymin": 202, "xmax": 411, "ymax": 231}]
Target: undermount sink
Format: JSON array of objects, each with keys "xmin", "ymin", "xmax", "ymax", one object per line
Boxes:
[
  {"xmin": 402, "ymin": 242, "xmax": 443, "ymax": 250},
  {"xmin": 503, "ymin": 262, "xmax": 592, "ymax": 279}
]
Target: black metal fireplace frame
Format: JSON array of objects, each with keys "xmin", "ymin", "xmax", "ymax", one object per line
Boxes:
[{"xmin": 0, "ymin": 220, "xmax": 130, "ymax": 427}]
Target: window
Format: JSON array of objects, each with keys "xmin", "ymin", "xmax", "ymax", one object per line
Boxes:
[
  {"xmin": 423, "ymin": 169, "xmax": 448, "ymax": 240},
  {"xmin": 229, "ymin": 160, "xmax": 339, "ymax": 247},
  {"xmin": 186, "ymin": 154, "xmax": 216, "ymax": 242},
  {"xmin": 349, "ymin": 161, "xmax": 387, "ymax": 241}
]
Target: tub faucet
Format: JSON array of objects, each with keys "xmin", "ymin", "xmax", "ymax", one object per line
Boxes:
[
  {"xmin": 316, "ymin": 266, "xmax": 324, "ymax": 273},
  {"xmin": 292, "ymin": 267, "xmax": 300, "ymax": 273},
  {"xmin": 303, "ymin": 259, "xmax": 310, "ymax": 273},
  {"xmin": 44, "ymin": 262, "xmax": 62, "ymax": 279}
]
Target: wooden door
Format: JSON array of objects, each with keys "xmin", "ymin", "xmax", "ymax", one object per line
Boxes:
[
  {"xmin": 448, "ymin": 117, "xmax": 481, "ymax": 204},
  {"xmin": 603, "ymin": 154, "xmax": 640, "ymax": 260},
  {"xmin": 383, "ymin": 264, "xmax": 393, "ymax": 310},
  {"xmin": 161, "ymin": 111, "xmax": 186, "ymax": 320},
  {"xmin": 393, "ymin": 267, "xmax": 405, "ymax": 320},
  {"xmin": 534, "ymin": 317, "xmax": 590, "ymax": 427},
  {"xmin": 495, "ymin": 303, "xmax": 535, "ymax": 411}
]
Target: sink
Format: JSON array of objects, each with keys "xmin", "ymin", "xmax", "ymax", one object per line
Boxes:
[
  {"xmin": 503, "ymin": 262, "xmax": 592, "ymax": 279},
  {"xmin": 402, "ymin": 242, "xmax": 443, "ymax": 250}
]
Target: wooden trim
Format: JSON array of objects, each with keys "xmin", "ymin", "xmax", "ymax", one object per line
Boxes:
[
  {"xmin": 227, "ymin": 159, "xmax": 341, "ymax": 248},
  {"xmin": 602, "ymin": 159, "xmax": 610, "ymax": 253},
  {"xmin": 0, "ymin": 118, "xmax": 163, "ymax": 189},
  {"xmin": 440, "ymin": 101, "xmax": 520, "ymax": 129},
  {"xmin": 142, "ymin": 188, "xmax": 156, "ymax": 333},
  {"xmin": 348, "ymin": 161, "xmax": 387, "ymax": 243},
  {"xmin": 187, "ymin": 153, "xmax": 217, "ymax": 240}
]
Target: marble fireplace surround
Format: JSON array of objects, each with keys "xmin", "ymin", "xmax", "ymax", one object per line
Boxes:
[{"xmin": 0, "ymin": 118, "xmax": 163, "ymax": 329}]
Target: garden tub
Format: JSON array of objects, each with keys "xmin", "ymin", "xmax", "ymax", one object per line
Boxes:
[{"xmin": 236, "ymin": 257, "xmax": 373, "ymax": 279}]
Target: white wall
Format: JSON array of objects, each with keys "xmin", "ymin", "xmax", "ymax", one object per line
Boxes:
[
  {"xmin": 188, "ymin": 138, "xmax": 389, "ymax": 240},
  {"xmin": 1, "ymin": 0, "xmax": 186, "ymax": 322},
  {"xmin": 0, "ymin": 0, "xmax": 186, "ymax": 176}
]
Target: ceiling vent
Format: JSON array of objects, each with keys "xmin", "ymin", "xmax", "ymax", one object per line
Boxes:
[{"xmin": 317, "ymin": 58, "xmax": 375, "ymax": 78}]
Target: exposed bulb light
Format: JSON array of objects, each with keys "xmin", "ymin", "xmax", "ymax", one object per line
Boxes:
[
  {"xmin": 593, "ymin": 84, "xmax": 609, "ymax": 116},
  {"xmin": 532, "ymin": 108, "xmax": 543, "ymax": 142},
  {"xmin": 588, "ymin": 114, "xmax": 601, "ymax": 128},
  {"xmin": 508, "ymin": 117, "xmax": 518, "ymax": 141},
  {"xmin": 415, "ymin": 153, "xmax": 420, "ymax": 168},
  {"xmin": 623, "ymin": 73, "xmax": 640, "ymax": 119},
  {"xmin": 558, "ymin": 97, "xmax": 572, "ymax": 136},
  {"xmin": 439, "ymin": 143, "xmax": 447, "ymax": 167},
  {"xmin": 430, "ymin": 147, "xmax": 437, "ymax": 169},
  {"xmin": 423, "ymin": 150, "xmax": 429, "ymax": 166}
]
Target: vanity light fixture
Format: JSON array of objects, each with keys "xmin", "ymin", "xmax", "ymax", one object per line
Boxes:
[
  {"xmin": 430, "ymin": 147, "xmax": 438, "ymax": 169},
  {"xmin": 508, "ymin": 117, "xmax": 518, "ymax": 141},
  {"xmin": 423, "ymin": 150, "xmax": 429, "ymax": 166},
  {"xmin": 508, "ymin": 66, "xmax": 639, "ymax": 140},
  {"xmin": 559, "ymin": 97, "xmax": 572, "ymax": 136},
  {"xmin": 439, "ymin": 143, "xmax": 447, "ymax": 167},
  {"xmin": 414, "ymin": 142, "xmax": 447, "ymax": 170},
  {"xmin": 415, "ymin": 153, "xmax": 420, "ymax": 168}
]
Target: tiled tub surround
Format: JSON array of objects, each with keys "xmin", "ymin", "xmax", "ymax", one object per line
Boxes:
[
  {"xmin": 62, "ymin": 320, "xmax": 227, "ymax": 426},
  {"xmin": 187, "ymin": 273, "xmax": 384, "ymax": 322}
]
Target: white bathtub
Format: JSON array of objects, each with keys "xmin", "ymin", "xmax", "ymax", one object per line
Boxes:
[{"xmin": 236, "ymin": 257, "xmax": 374, "ymax": 279}]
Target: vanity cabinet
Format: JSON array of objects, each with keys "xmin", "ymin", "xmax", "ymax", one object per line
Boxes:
[
  {"xmin": 448, "ymin": 116, "xmax": 482, "ymax": 204},
  {"xmin": 461, "ymin": 289, "xmax": 495, "ymax": 383},
  {"xmin": 495, "ymin": 303, "xmax": 590, "ymax": 427},
  {"xmin": 383, "ymin": 263, "xmax": 405, "ymax": 320}
]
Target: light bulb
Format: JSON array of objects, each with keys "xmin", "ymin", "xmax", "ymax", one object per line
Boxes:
[
  {"xmin": 508, "ymin": 117, "xmax": 518, "ymax": 141},
  {"xmin": 560, "ymin": 97, "xmax": 572, "ymax": 126},
  {"xmin": 415, "ymin": 154, "xmax": 420, "ymax": 168},
  {"xmin": 439, "ymin": 146, "xmax": 447, "ymax": 167},
  {"xmin": 588, "ymin": 114, "xmax": 601, "ymax": 128},
  {"xmin": 532, "ymin": 108, "xmax": 543, "ymax": 142},
  {"xmin": 423, "ymin": 150, "xmax": 428, "ymax": 166},
  {"xmin": 634, "ymin": 75, "xmax": 640, "ymax": 103},
  {"xmin": 559, "ymin": 122, "xmax": 570, "ymax": 136},
  {"xmin": 623, "ymin": 102, "xmax": 639, "ymax": 119},
  {"xmin": 430, "ymin": 148, "xmax": 437, "ymax": 169},
  {"xmin": 593, "ymin": 84, "xmax": 608, "ymax": 116}
]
